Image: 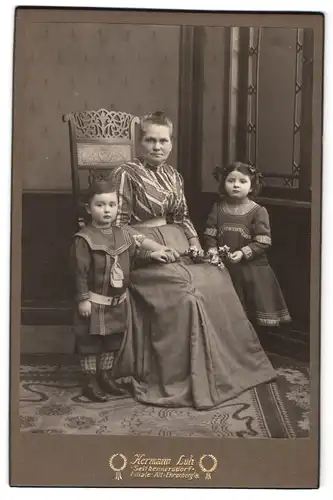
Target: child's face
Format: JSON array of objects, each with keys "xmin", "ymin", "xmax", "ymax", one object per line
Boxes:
[
  {"xmin": 87, "ymin": 192, "xmax": 118, "ymax": 226},
  {"xmin": 224, "ymin": 170, "xmax": 252, "ymax": 199},
  {"xmin": 140, "ymin": 124, "xmax": 172, "ymax": 167}
]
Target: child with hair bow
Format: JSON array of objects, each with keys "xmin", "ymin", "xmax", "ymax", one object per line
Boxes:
[{"xmin": 204, "ymin": 161, "xmax": 291, "ymax": 329}]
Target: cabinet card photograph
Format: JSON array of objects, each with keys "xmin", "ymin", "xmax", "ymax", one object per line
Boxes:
[{"xmin": 10, "ymin": 7, "xmax": 323, "ymax": 489}]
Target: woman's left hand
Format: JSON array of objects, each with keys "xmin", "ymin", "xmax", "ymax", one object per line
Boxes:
[{"xmin": 188, "ymin": 237, "xmax": 203, "ymax": 253}]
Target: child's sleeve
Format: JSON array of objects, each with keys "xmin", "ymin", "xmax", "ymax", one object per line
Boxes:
[
  {"xmin": 126, "ymin": 227, "xmax": 146, "ymax": 250},
  {"xmin": 71, "ymin": 236, "xmax": 92, "ymax": 301},
  {"xmin": 204, "ymin": 203, "xmax": 219, "ymax": 250},
  {"xmin": 124, "ymin": 227, "xmax": 154, "ymax": 261},
  {"xmin": 240, "ymin": 206, "xmax": 272, "ymax": 260}
]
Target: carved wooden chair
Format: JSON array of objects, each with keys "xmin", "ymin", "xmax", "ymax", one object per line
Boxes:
[{"xmin": 63, "ymin": 109, "xmax": 140, "ymax": 227}]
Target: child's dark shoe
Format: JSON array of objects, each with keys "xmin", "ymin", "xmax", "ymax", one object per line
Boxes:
[
  {"xmin": 98, "ymin": 370, "xmax": 127, "ymax": 396},
  {"xmin": 83, "ymin": 376, "xmax": 109, "ymax": 402}
]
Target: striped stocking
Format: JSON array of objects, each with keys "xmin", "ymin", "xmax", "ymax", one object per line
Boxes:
[
  {"xmin": 80, "ymin": 355, "xmax": 97, "ymax": 375},
  {"xmin": 99, "ymin": 351, "xmax": 115, "ymax": 371}
]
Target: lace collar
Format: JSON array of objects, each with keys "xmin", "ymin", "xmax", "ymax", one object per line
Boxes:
[{"xmin": 222, "ymin": 198, "xmax": 258, "ymax": 216}]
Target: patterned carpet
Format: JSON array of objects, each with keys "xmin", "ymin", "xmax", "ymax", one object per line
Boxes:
[{"xmin": 19, "ymin": 354, "xmax": 309, "ymax": 438}]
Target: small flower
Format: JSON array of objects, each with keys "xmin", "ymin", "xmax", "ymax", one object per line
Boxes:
[
  {"xmin": 184, "ymin": 246, "xmax": 204, "ymax": 263},
  {"xmin": 218, "ymin": 245, "xmax": 231, "ymax": 258},
  {"xmin": 207, "ymin": 247, "xmax": 218, "ymax": 256}
]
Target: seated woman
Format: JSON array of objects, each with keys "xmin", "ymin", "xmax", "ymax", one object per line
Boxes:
[{"xmin": 109, "ymin": 111, "xmax": 276, "ymax": 410}]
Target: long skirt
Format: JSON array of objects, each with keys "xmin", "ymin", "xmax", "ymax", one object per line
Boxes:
[
  {"xmin": 227, "ymin": 258, "xmax": 291, "ymax": 327},
  {"xmin": 113, "ymin": 224, "xmax": 276, "ymax": 409}
]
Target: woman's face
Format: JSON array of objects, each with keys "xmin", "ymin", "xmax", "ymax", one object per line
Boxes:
[{"xmin": 140, "ymin": 124, "xmax": 172, "ymax": 167}]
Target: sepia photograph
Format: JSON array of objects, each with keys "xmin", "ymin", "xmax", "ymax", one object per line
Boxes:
[{"xmin": 10, "ymin": 6, "xmax": 323, "ymax": 488}]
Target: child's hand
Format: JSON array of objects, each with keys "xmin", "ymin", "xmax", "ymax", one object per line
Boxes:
[
  {"xmin": 228, "ymin": 250, "xmax": 243, "ymax": 263},
  {"xmin": 78, "ymin": 299, "xmax": 92, "ymax": 317}
]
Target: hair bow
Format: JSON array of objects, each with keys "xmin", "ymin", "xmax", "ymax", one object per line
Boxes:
[
  {"xmin": 212, "ymin": 165, "xmax": 224, "ymax": 182},
  {"xmin": 248, "ymin": 165, "xmax": 265, "ymax": 185}
]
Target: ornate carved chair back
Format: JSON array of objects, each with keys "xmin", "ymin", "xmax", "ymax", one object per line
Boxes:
[{"xmin": 63, "ymin": 109, "xmax": 140, "ymax": 227}]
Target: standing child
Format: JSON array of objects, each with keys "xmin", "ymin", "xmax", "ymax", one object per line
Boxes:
[
  {"xmin": 204, "ymin": 161, "xmax": 291, "ymax": 328},
  {"xmin": 72, "ymin": 180, "xmax": 177, "ymax": 402}
]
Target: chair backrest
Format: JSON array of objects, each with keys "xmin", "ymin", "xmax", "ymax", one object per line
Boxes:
[{"xmin": 63, "ymin": 108, "xmax": 140, "ymax": 227}]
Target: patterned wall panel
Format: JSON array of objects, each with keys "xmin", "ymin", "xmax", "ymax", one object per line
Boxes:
[
  {"xmin": 256, "ymin": 28, "xmax": 298, "ymax": 186},
  {"xmin": 21, "ymin": 23, "xmax": 180, "ymax": 190},
  {"xmin": 201, "ymin": 27, "xmax": 226, "ymax": 193}
]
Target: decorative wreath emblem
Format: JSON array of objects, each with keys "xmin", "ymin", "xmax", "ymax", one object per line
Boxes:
[
  {"xmin": 198, "ymin": 454, "xmax": 218, "ymax": 479},
  {"xmin": 109, "ymin": 453, "xmax": 127, "ymax": 480}
]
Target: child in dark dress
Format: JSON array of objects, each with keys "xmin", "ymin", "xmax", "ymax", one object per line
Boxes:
[
  {"xmin": 204, "ymin": 161, "xmax": 291, "ymax": 328},
  {"xmin": 72, "ymin": 181, "xmax": 177, "ymax": 402}
]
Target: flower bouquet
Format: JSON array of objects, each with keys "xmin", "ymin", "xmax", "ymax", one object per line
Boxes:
[
  {"xmin": 183, "ymin": 245, "xmax": 232, "ymax": 270},
  {"xmin": 183, "ymin": 245, "xmax": 205, "ymax": 263}
]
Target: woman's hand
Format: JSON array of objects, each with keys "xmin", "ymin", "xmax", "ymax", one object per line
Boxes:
[
  {"xmin": 78, "ymin": 299, "xmax": 92, "ymax": 317},
  {"xmin": 151, "ymin": 247, "xmax": 180, "ymax": 263},
  {"xmin": 228, "ymin": 250, "xmax": 243, "ymax": 264},
  {"xmin": 151, "ymin": 250, "xmax": 169, "ymax": 263},
  {"xmin": 164, "ymin": 247, "xmax": 180, "ymax": 262},
  {"xmin": 188, "ymin": 237, "xmax": 203, "ymax": 252}
]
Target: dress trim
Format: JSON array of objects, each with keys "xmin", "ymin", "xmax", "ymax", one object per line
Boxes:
[
  {"xmin": 74, "ymin": 227, "xmax": 132, "ymax": 257},
  {"xmin": 221, "ymin": 225, "xmax": 252, "ymax": 240},
  {"xmin": 256, "ymin": 310, "xmax": 292, "ymax": 326},
  {"xmin": 254, "ymin": 235, "xmax": 272, "ymax": 245},
  {"xmin": 222, "ymin": 199, "xmax": 259, "ymax": 216},
  {"xmin": 204, "ymin": 227, "xmax": 217, "ymax": 237},
  {"xmin": 241, "ymin": 245, "xmax": 253, "ymax": 260}
]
